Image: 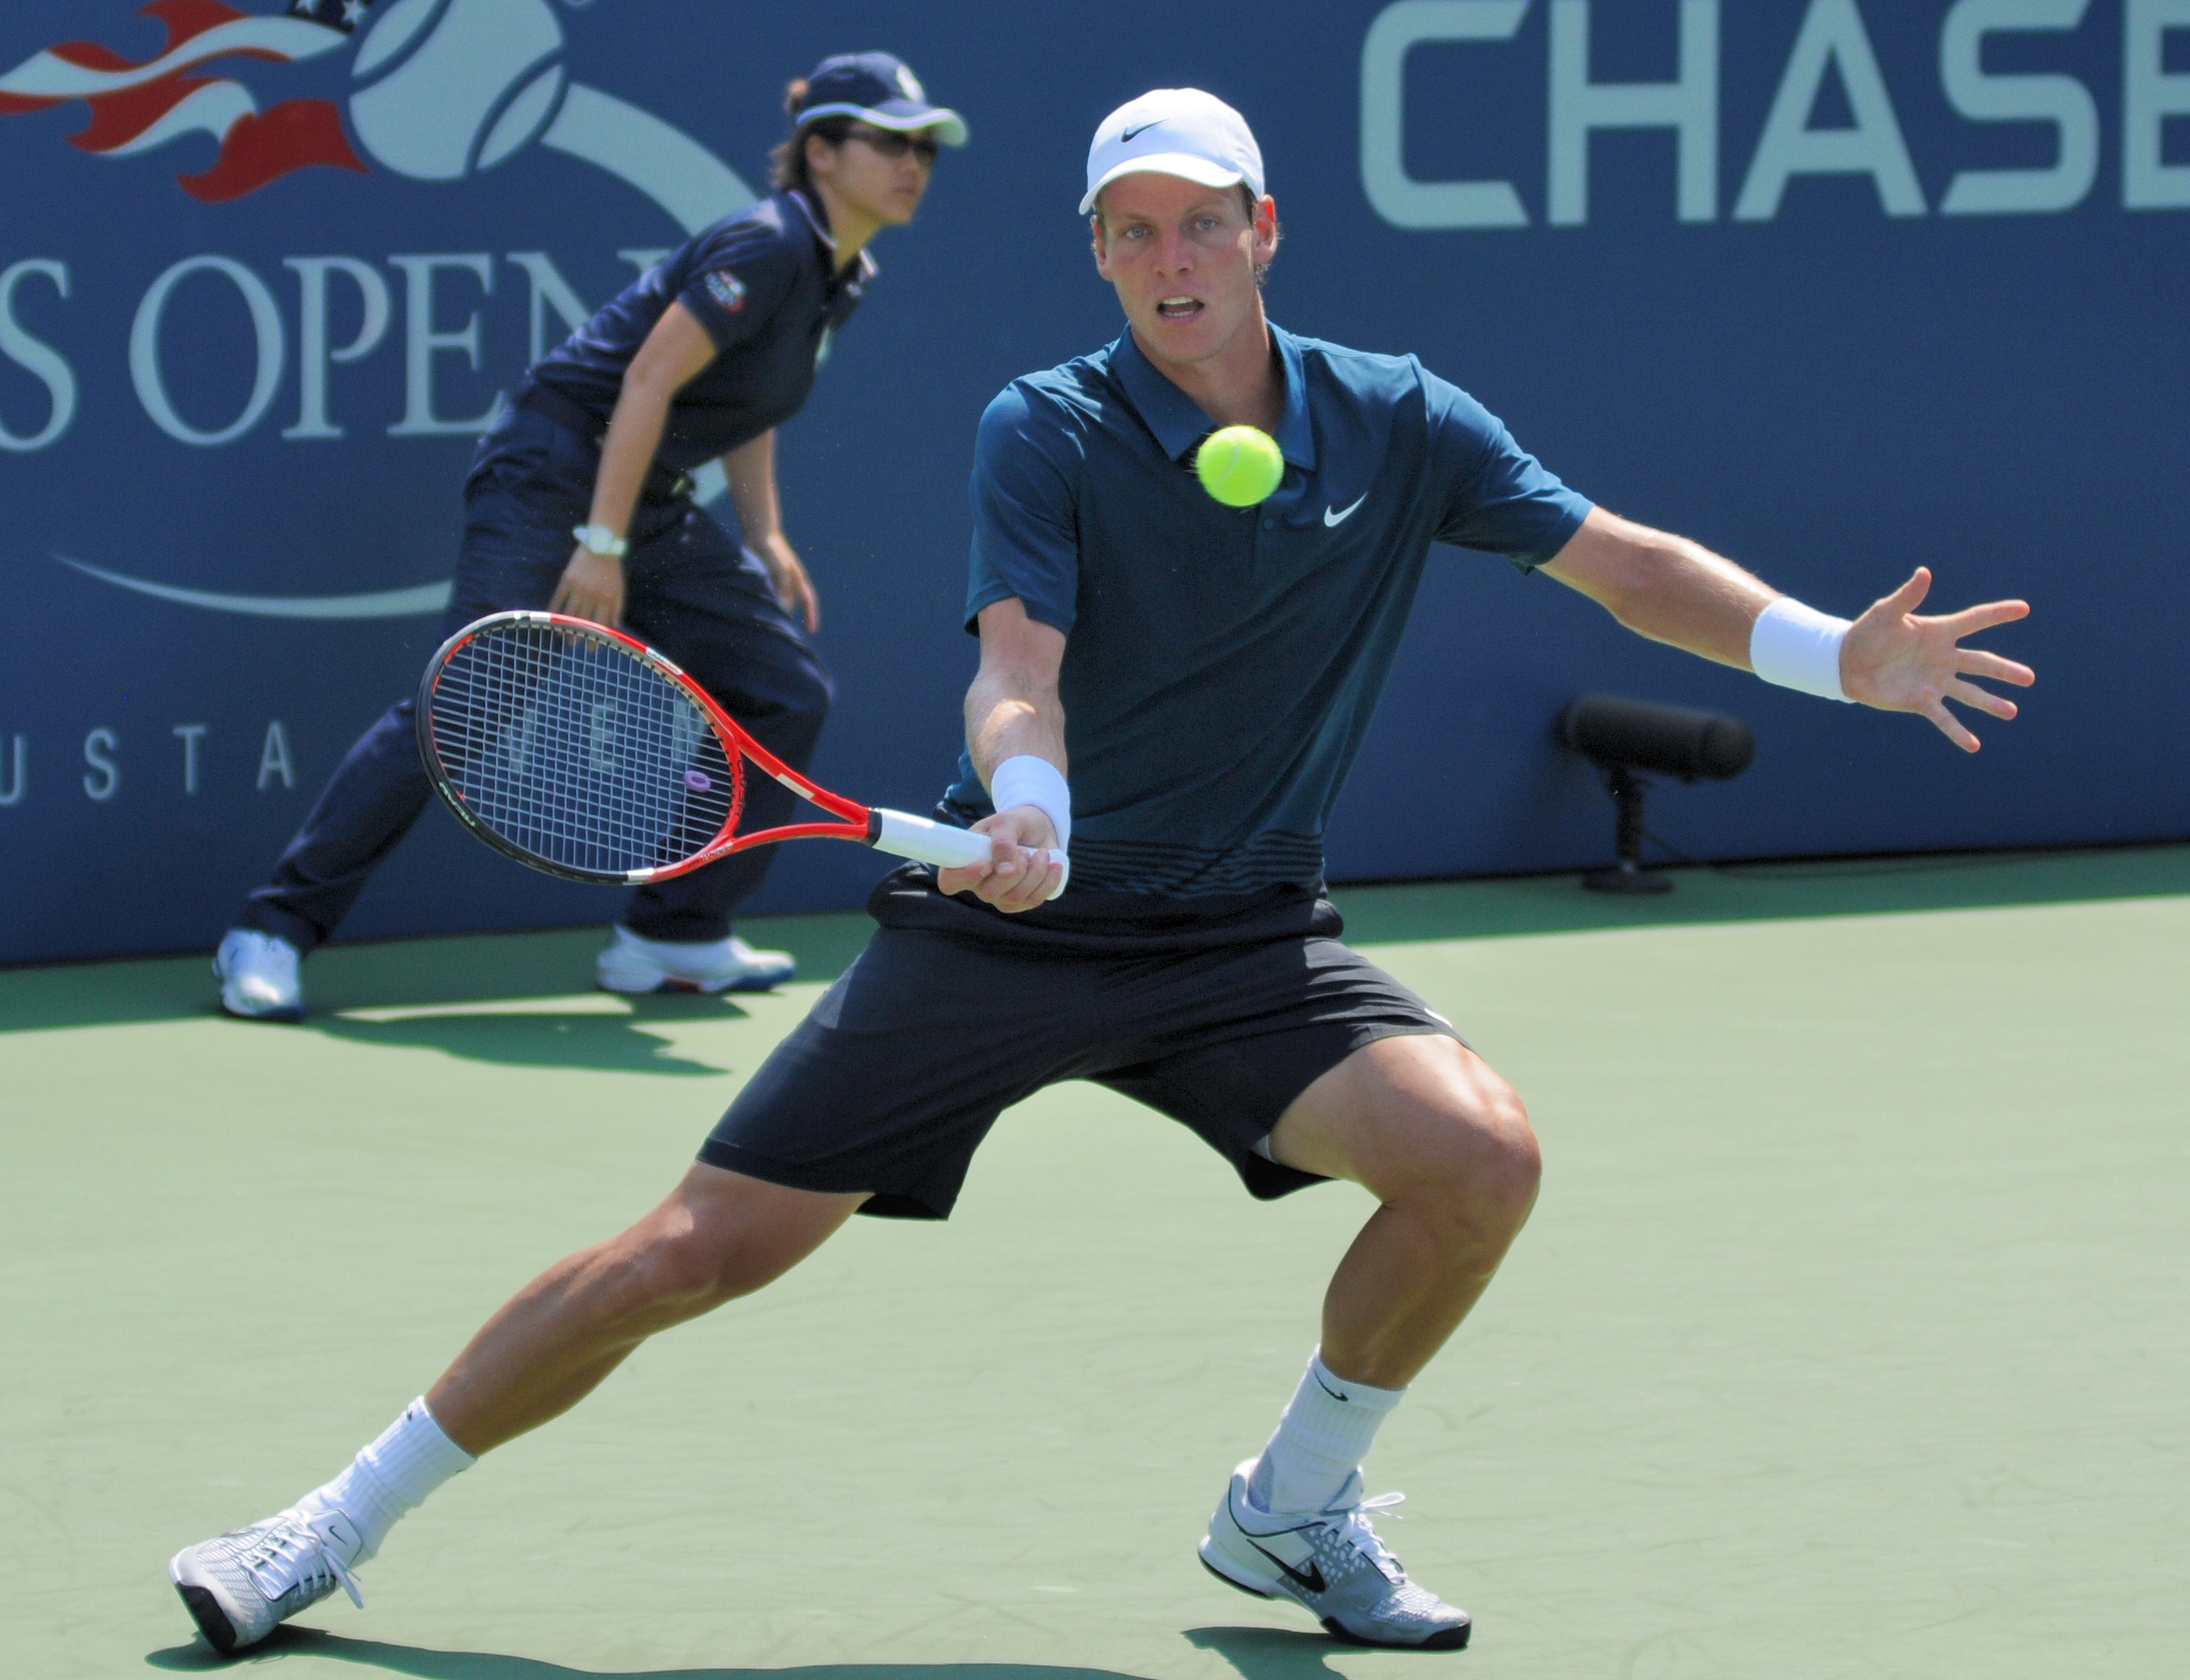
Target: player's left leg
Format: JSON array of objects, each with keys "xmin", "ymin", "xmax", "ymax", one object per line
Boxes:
[
  {"xmin": 1199, "ymin": 1036, "xmax": 1539, "ymax": 1651},
  {"xmin": 607, "ymin": 508, "xmax": 834, "ymax": 993},
  {"xmin": 1266, "ymin": 1034, "xmax": 1540, "ymax": 1390}
]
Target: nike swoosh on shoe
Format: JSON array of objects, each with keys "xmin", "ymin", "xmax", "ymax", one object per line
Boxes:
[{"xmin": 1249, "ymin": 1540, "xmax": 1328, "ymax": 1595}]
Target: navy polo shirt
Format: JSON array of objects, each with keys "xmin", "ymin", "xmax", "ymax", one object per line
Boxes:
[
  {"xmin": 530, "ymin": 189, "xmax": 872, "ymax": 474},
  {"xmin": 945, "ymin": 324, "xmax": 1592, "ymax": 899}
]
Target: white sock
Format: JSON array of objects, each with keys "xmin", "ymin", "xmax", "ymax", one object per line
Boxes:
[
  {"xmin": 1248, "ymin": 1348, "xmax": 1405, "ymax": 1516},
  {"xmin": 296, "ymin": 1397, "xmax": 475, "ymax": 1562}
]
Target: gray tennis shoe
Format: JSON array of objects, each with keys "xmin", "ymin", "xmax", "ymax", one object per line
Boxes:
[
  {"xmin": 169, "ymin": 1506, "xmax": 365, "ymax": 1655},
  {"xmin": 1199, "ymin": 1460, "xmax": 1471, "ymax": 1650}
]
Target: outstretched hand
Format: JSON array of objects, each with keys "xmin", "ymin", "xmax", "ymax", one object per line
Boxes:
[{"xmin": 1839, "ymin": 568, "xmax": 2033, "ymax": 753}]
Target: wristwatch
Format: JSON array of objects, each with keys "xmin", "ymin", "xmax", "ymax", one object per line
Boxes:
[{"xmin": 572, "ymin": 524, "xmax": 628, "ymax": 558}]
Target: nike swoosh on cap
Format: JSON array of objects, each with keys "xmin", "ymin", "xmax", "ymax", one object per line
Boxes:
[
  {"xmin": 1120, "ymin": 123, "xmax": 1159, "ymax": 141},
  {"xmin": 1324, "ymin": 493, "xmax": 1367, "ymax": 527}
]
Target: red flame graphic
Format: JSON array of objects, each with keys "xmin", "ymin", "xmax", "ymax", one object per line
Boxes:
[{"xmin": 0, "ymin": 1, "xmax": 366, "ymax": 200}]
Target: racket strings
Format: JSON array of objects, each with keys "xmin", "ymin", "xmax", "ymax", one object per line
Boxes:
[{"xmin": 426, "ymin": 623, "xmax": 744, "ymax": 876}]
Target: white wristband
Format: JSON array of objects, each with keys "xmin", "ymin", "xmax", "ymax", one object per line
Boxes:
[
  {"xmin": 990, "ymin": 754, "xmax": 1071, "ymax": 852},
  {"xmin": 1750, "ymin": 597, "xmax": 1853, "ymax": 702}
]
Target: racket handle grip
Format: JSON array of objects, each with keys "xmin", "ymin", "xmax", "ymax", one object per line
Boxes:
[{"xmin": 868, "ymin": 808, "xmax": 1069, "ymax": 900}]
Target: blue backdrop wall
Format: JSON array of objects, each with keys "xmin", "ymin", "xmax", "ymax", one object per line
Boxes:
[{"xmin": 2, "ymin": 0, "xmax": 2183, "ymax": 965}]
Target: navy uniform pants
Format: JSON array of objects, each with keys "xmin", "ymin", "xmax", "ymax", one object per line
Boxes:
[{"xmin": 237, "ymin": 406, "xmax": 834, "ymax": 953}]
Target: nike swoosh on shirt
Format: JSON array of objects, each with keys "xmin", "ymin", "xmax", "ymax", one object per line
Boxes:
[
  {"xmin": 1249, "ymin": 1540, "xmax": 1329, "ymax": 1596},
  {"xmin": 1121, "ymin": 123, "xmax": 1159, "ymax": 141},
  {"xmin": 1323, "ymin": 494, "xmax": 1367, "ymax": 527}
]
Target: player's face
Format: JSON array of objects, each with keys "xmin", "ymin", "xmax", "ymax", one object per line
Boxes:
[
  {"xmin": 812, "ymin": 124, "xmax": 936, "ymax": 227},
  {"xmin": 1092, "ymin": 175, "xmax": 1276, "ymax": 369}
]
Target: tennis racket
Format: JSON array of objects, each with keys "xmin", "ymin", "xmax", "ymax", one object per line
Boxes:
[{"xmin": 415, "ymin": 611, "xmax": 1066, "ymax": 896}]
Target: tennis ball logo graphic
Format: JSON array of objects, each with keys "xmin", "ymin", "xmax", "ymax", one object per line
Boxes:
[
  {"xmin": 1195, "ymin": 425, "xmax": 1285, "ymax": 507},
  {"xmin": 350, "ymin": 0, "xmax": 569, "ymax": 181}
]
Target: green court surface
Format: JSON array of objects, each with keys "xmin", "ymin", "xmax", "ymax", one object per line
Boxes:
[{"xmin": 4, "ymin": 848, "xmax": 2186, "ymax": 1680}]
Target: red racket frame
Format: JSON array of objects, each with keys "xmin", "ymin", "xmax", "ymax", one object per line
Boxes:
[
  {"xmin": 418, "ymin": 611, "xmax": 876, "ymax": 883},
  {"xmin": 418, "ymin": 611, "xmax": 1060, "ymax": 892}
]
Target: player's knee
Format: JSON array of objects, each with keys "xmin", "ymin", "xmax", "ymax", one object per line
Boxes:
[
  {"xmin": 628, "ymin": 1210, "xmax": 780, "ymax": 1315},
  {"xmin": 1478, "ymin": 1094, "xmax": 1542, "ymax": 1233},
  {"xmin": 1417, "ymin": 1083, "xmax": 1540, "ymax": 1244}
]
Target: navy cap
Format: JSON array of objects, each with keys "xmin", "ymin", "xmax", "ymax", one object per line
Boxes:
[{"xmin": 795, "ymin": 52, "xmax": 967, "ymax": 147}]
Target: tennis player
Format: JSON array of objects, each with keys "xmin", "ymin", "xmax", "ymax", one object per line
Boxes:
[
  {"xmin": 169, "ymin": 90, "xmax": 2034, "ymax": 1655},
  {"xmin": 211, "ymin": 53, "xmax": 966, "ymax": 1020}
]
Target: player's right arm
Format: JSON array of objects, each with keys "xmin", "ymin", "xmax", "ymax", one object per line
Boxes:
[
  {"xmin": 939, "ymin": 378, "xmax": 1084, "ymax": 911},
  {"xmin": 936, "ymin": 597, "xmax": 1068, "ymax": 912}
]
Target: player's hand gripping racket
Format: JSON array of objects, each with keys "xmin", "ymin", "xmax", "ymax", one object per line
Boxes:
[{"xmin": 416, "ymin": 612, "xmax": 1066, "ymax": 895}]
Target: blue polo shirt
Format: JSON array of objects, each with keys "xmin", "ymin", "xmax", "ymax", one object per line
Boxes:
[
  {"xmin": 943, "ymin": 324, "xmax": 1592, "ymax": 899},
  {"xmin": 530, "ymin": 189, "xmax": 872, "ymax": 474}
]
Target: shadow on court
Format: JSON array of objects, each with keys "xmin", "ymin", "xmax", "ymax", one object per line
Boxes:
[
  {"xmin": 1182, "ymin": 1627, "xmax": 1366, "ymax": 1678},
  {"xmin": 16, "ymin": 843, "xmax": 2187, "ymax": 1038},
  {"xmin": 142, "ymin": 1628, "xmax": 1354, "ymax": 1680},
  {"xmin": 309, "ymin": 993, "xmax": 750, "ymax": 1077},
  {"xmin": 0, "ymin": 913, "xmax": 873, "ymax": 1037},
  {"xmin": 145, "ymin": 1630, "xmax": 1177, "ymax": 1679}
]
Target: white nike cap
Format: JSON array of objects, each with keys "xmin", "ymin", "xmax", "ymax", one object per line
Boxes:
[{"xmin": 1079, "ymin": 88, "xmax": 1265, "ymax": 216}]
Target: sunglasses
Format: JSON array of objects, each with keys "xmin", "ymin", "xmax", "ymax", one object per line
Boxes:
[{"xmin": 848, "ymin": 126, "xmax": 941, "ymax": 165}]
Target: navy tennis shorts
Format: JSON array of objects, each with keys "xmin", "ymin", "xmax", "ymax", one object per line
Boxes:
[{"xmin": 697, "ymin": 867, "xmax": 1460, "ymax": 1219}]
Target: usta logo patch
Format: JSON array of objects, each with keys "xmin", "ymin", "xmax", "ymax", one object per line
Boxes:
[
  {"xmin": 703, "ymin": 269, "xmax": 746, "ymax": 313},
  {"xmin": 0, "ymin": 0, "xmax": 753, "ymax": 229}
]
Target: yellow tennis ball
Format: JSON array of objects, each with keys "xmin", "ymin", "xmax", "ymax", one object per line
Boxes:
[{"xmin": 1195, "ymin": 425, "xmax": 1284, "ymax": 507}]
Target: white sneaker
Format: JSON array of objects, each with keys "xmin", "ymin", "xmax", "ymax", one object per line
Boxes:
[
  {"xmin": 169, "ymin": 1506, "xmax": 365, "ymax": 1655},
  {"xmin": 1199, "ymin": 1461, "xmax": 1471, "ymax": 1650},
  {"xmin": 595, "ymin": 925, "xmax": 796, "ymax": 994},
  {"xmin": 213, "ymin": 930, "xmax": 304, "ymax": 1023}
]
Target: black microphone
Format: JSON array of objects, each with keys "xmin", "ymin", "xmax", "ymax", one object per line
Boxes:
[
  {"xmin": 1560, "ymin": 694, "xmax": 1755, "ymax": 782},
  {"xmin": 1557, "ymin": 695, "xmax": 1755, "ymax": 894}
]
